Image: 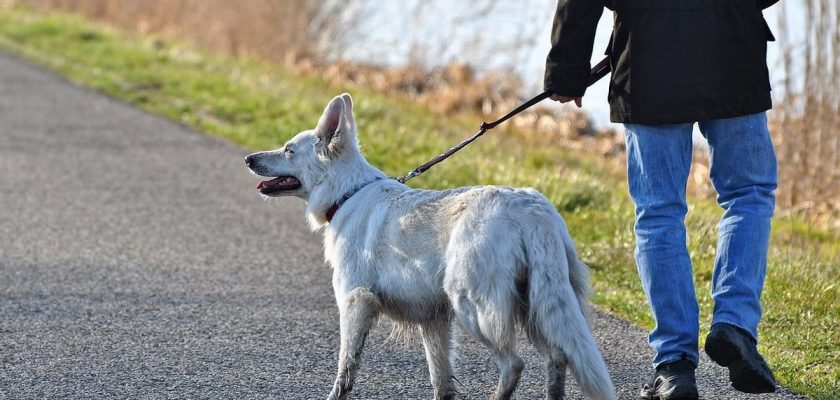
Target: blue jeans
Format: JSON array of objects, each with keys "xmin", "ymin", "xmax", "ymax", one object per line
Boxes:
[{"xmin": 624, "ymin": 112, "xmax": 777, "ymax": 367}]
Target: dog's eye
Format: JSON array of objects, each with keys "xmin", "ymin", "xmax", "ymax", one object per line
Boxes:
[{"xmin": 285, "ymin": 148, "xmax": 294, "ymax": 156}]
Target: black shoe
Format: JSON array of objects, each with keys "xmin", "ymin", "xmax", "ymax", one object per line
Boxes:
[
  {"xmin": 640, "ymin": 359, "xmax": 699, "ymax": 400},
  {"xmin": 705, "ymin": 323, "xmax": 777, "ymax": 393}
]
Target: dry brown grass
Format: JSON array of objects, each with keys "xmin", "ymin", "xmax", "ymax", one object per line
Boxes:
[
  {"xmin": 18, "ymin": 0, "xmax": 317, "ymax": 60},
  {"xmin": 772, "ymin": 0, "xmax": 840, "ymax": 228}
]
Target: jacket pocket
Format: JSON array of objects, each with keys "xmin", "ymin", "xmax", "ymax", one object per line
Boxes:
[{"xmin": 617, "ymin": 0, "xmax": 754, "ymax": 11}]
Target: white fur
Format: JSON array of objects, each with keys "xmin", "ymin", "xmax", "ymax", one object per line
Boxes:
[{"xmin": 246, "ymin": 94, "xmax": 616, "ymax": 400}]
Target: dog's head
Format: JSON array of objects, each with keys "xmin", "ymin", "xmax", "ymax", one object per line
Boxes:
[{"xmin": 245, "ymin": 93, "xmax": 361, "ymax": 200}]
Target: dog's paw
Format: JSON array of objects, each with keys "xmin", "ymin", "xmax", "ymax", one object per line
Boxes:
[{"xmin": 326, "ymin": 381, "xmax": 351, "ymax": 400}]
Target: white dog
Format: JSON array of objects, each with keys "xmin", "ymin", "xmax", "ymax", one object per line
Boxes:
[{"xmin": 245, "ymin": 94, "xmax": 616, "ymax": 400}]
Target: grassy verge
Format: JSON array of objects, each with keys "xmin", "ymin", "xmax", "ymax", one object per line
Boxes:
[{"xmin": 0, "ymin": 6, "xmax": 836, "ymax": 398}]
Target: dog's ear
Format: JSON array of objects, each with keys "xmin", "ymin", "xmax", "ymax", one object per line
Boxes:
[{"xmin": 315, "ymin": 93, "xmax": 357, "ymax": 156}]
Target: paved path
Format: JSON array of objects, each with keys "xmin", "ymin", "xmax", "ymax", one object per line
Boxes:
[{"xmin": 0, "ymin": 52, "xmax": 806, "ymax": 399}]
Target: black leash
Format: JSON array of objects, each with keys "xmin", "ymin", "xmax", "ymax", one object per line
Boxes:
[{"xmin": 396, "ymin": 56, "xmax": 611, "ymax": 184}]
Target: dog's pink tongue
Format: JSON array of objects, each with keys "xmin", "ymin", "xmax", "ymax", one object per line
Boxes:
[{"xmin": 257, "ymin": 177, "xmax": 282, "ymax": 190}]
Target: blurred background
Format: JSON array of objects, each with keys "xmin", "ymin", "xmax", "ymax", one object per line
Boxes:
[{"xmin": 10, "ymin": 0, "xmax": 838, "ymax": 228}]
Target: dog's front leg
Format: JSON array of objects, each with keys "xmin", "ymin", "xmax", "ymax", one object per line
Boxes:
[{"xmin": 327, "ymin": 287, "xmax": 381, "ymax": 400}]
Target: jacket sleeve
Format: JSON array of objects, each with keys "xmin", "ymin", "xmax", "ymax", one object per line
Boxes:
[{"xmin": 544, "ymin": 0, "xmax": 605, "ymax": 97}]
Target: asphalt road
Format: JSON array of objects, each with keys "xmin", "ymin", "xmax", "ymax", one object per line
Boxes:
[{"xmin": 0, "ymin": 52, "xmax": 807, "ymax": 399}]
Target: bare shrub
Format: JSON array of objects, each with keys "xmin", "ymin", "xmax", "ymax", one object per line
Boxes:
[
  {"xmin": 773, "ymin": 0, "xmax": 840, "ymax": 227},
  {"xmin": 17, "ymin": 0, "xmax": 317, "ymax": 61}
]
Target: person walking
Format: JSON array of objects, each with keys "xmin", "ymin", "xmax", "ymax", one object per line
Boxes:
[{"xmin": 544, "ymin": 0, "xmax": 780, "ymax": 398}]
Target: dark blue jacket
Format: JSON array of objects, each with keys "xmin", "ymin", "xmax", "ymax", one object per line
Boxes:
[{"xmin": 545, "ymin": 0, "xmax": 778, "ymax": 124}]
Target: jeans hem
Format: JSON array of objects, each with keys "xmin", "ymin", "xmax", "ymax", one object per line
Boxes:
[{"xmin": 653, "ymin": 354, "xmax": 699, "ymax": 369}]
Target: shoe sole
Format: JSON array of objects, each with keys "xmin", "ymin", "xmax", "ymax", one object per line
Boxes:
[
  {"xmin": 640, "ymin": 381, "xmax": 699, "ymax": 400},
  {"xmin": 640, "ymin": 390, "xmax": 699, "ymax": 400},
  {"xmin": 705, "ymin": 334, "xmax": 776, "ymax": 394}
]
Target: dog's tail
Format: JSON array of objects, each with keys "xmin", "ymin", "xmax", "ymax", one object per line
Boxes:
[{"xmin": 526, "ymin": 218, "xmax": 616, "ymax": 400}]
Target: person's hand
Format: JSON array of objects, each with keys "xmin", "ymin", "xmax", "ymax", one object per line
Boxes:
[{"xmin": 550, "ymin": 94, "xmax": 582, "ymax": 108}]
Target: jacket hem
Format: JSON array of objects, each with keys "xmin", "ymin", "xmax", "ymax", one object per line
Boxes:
[{"xmin": 610, "ymin": 102, "xmax": 772, "ymax": 125}]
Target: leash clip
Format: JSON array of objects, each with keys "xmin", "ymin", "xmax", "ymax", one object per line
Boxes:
[{"xmin": 396, "ymin": 170, "xmax": 421, "ymax": 184}]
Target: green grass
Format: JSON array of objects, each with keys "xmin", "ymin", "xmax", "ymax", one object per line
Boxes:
[{"xmin": 1, "ymin": 6, "xmax": 837, "ymax": 398}]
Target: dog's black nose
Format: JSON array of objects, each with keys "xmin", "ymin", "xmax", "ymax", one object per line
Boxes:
[{"xmin": 245, "ymin": 154, "xmax": 254, "ymax": 167}]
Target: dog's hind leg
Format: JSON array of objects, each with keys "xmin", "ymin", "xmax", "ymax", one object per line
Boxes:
[
  {"xmin": 491, "ymin": 346, "xmax": 525, "ymax": 400},
  {"xmin": 421, "ymin": 320, "xmax": 457, "ymax": 400},
  {"xmin": 451, "ymin": 296, "xmax": 524, "ymax": 400},
  {"xmin": 529, "ymin": 331, "xmax": 568, "ymax": 400},
  {"xmin": 328, "ymin": 287, "xmax": 381, "ymax": 400},
  {"xmin": 544, "ymin": 354, "xmax": 568, "ymax": 400}
]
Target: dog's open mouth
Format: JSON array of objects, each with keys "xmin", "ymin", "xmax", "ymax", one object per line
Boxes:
[{"xmin": 256, "ymin": 176, "xmax": 302, "ymax": 195}]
